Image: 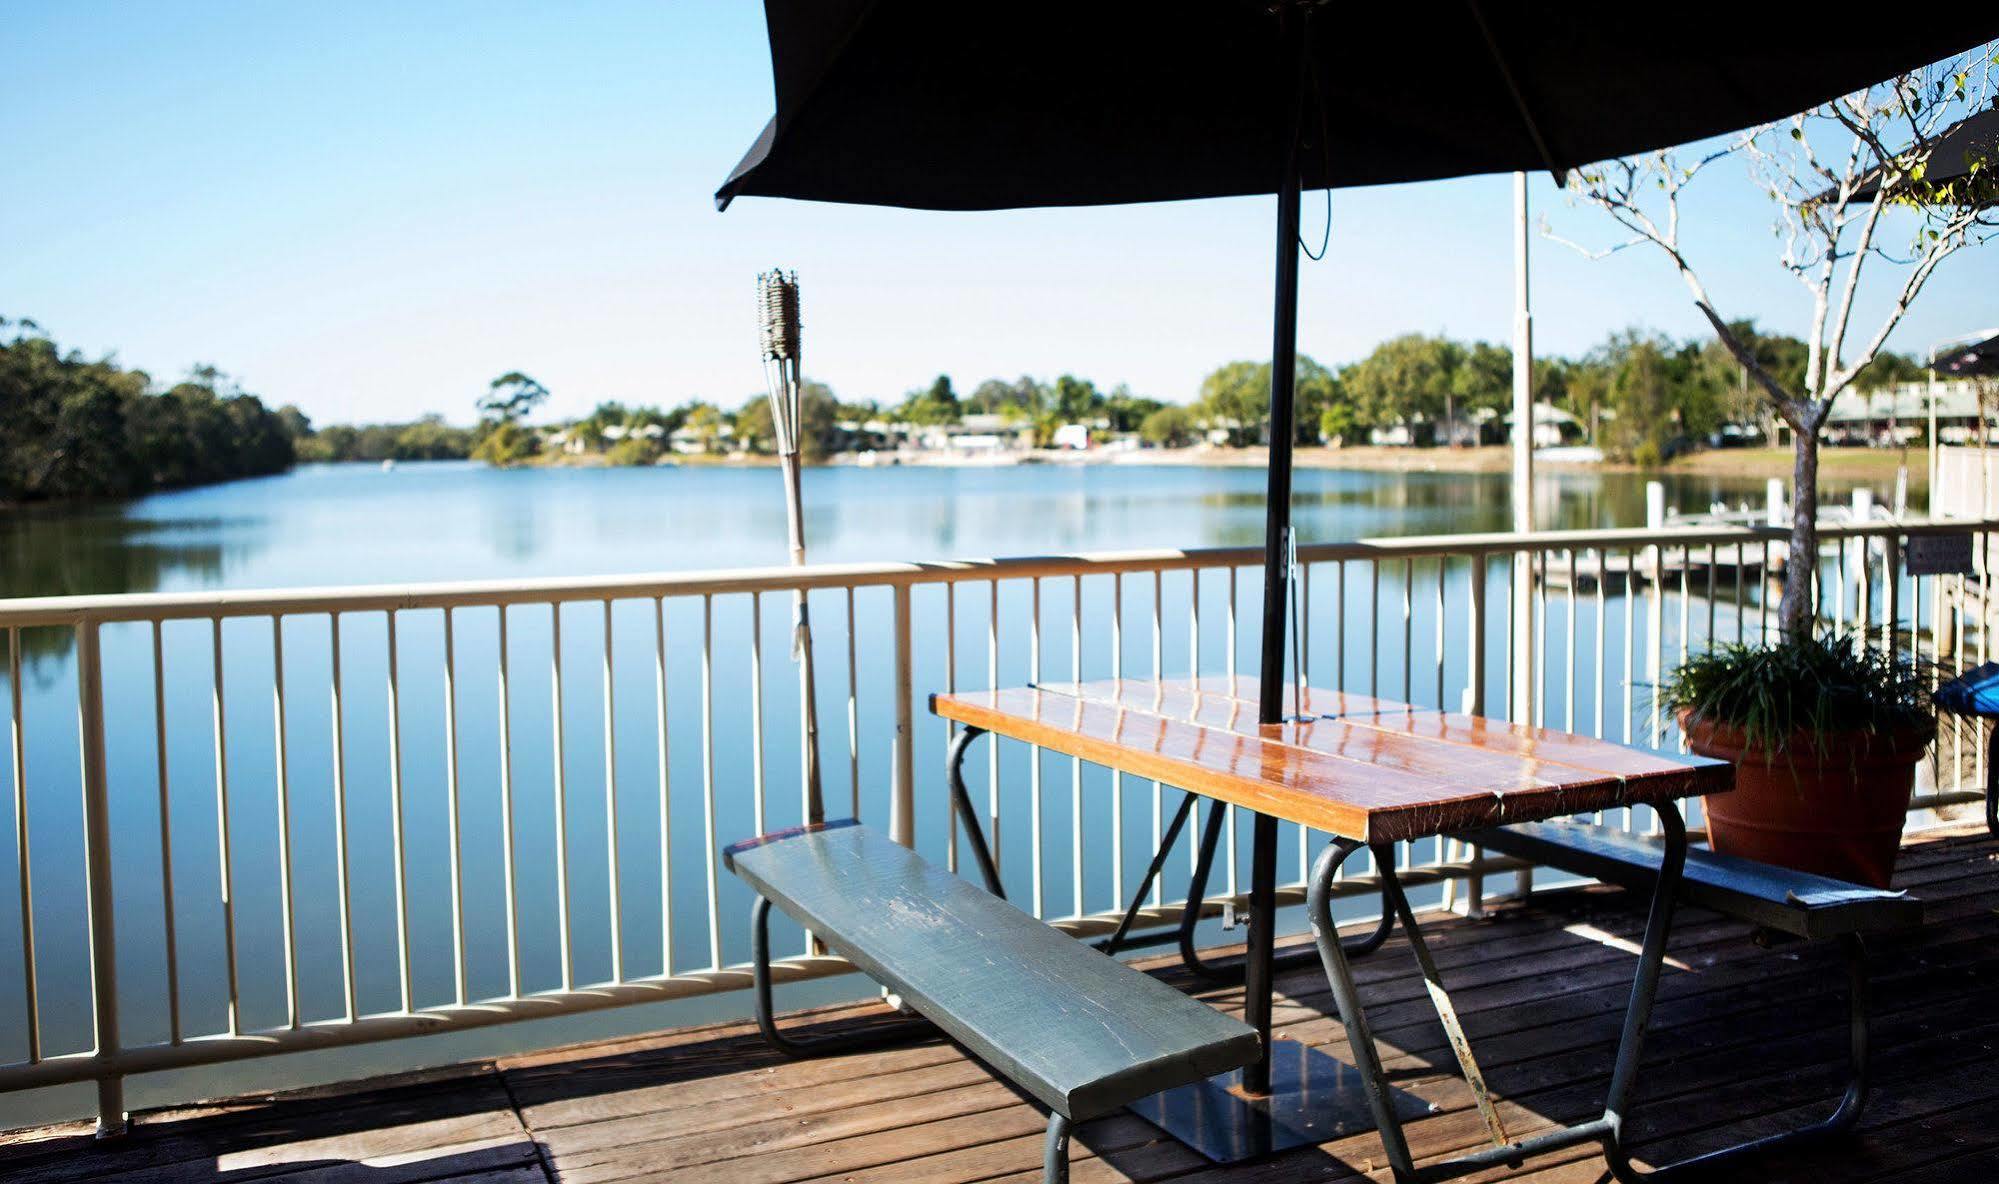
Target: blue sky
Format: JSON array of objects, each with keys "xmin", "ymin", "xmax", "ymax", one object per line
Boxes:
[{"xmin": 5, "ymin": 2, "xmax": 1995, "ymax": 425}]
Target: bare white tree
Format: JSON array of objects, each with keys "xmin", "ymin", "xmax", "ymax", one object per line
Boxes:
[{"xmin": 1554, "ymin": 45, "xmax": 1999, "ymax": 638}]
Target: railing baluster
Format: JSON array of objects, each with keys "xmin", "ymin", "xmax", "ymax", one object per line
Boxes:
[
  {"xmin": 1623, "ymin": 549, "xmax": 1636, "ymax": 746},
  {"xmin": 270, "ymin": 616, "xmax": 299, "ymax": 1029},
  {"xmin": 443, "ymin": 608, "xmax": 466, "ymax": 1005},
  {"xmin": 700, "ymin": 596, "xmax": 721, "ymax": 970},
  {"xmin": 749, "ymin": 593, "xmax": 765, "ymax": 836},
  {"xmin": 1399, "ymin": 556, "xmax": 1415, "ymax": 704},
  {"xmin": 386, "ymin": 610, "xmax": 414, "ymax": 1010},
  {"xmin": 654, "ymin": 597, "xmax": 673, "ymax": 977},
  {"xmin": 891, "ymin": 583, "xmax": 915, "ymax": 848},
  {"xmin": 1564, "ymin": 550, "xmax": 1577, "ymax": 733},
  {"xmin": 8, "ymin": 626, "xmax": 38, "ymax": 1062},
  {"xmin": 1302, "ymin": 561, "xmax": 1315, "ymax": 876},
  {"xmin": 945, "ymin": 581, "xmax": 958, "ymax": 873},
  {"xmin": 1225, "ymin": 565, "xmax": 1238, "ymax": 692},
  {"xmin": 1150, "ymin": 571, "xmax": 1164, "ymax": 906},
  {"xmin": 1532, "ymin": 551, "xmax": 1547, "ymax": 726},
  {"xmin": 1370, "ymin": 561, "xmax": 1382, "ymax": 701},
  {"xmin": 211, "ymin": 618, "xmax": 241, "ymax": 1034},
  {"xmin": 1109, "ymin": 573, "xmax": 1124, "ymax": 911},
  {"xmin": 1593, "ymin": 551, "xmax": 1606, "ymax": 741},
  {"xmin": 75, "ymin": 622, "xmax": 124, "ymax": 1133},
  {"xmin": 1029, "ymin": 577, "xmax": 1044, "ymax": 917},
  {"xmin": 150, "ymin": 622, "xmax": 180, "ymax": 1045},
  {"xmin": 602, "ymin": 599, "xmax": 623, "ymax": 983},
  {"xmin": 1334, "ymin": 559, "xmax": 1345, "ymax": 691},
  {"xmin": 331, "ymin": 614, "xmax": 359, "ymax": 1019},
  {"xmin": 987, "ymin": 580, "xmax": 1000, "ymax": 866},
  {"xmin": 847, "ymin": 587, "xmax": 861, "ymax": 820},
  {"xmin": 1433, "ymin": 558, "xmax": 1446, "ymax": 711},
  {"xmin": 548, "ymin": 604, "xmax": 571, "ymax": 992},
  {"xmin": 1071, "ymin": 575, "xmax": 1083, "ymax": 918},
  {"xmin": 496, "ymin": 607, "xmax": 521, "ymax": 1000}
]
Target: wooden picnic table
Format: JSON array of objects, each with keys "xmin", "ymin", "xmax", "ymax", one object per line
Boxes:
[{"xmin": 931, "ymin": 676, "xmax": 1731, "ymax": 1182}]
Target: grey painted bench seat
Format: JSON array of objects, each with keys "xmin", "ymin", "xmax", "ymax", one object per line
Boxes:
[
  {"xmin": 1470, "ymin": 819, "xmax": 1923, "ymax": 940},
  {"xmin": 724, "ymin": 819, "xmax": 1261, "ymax": 1123}
]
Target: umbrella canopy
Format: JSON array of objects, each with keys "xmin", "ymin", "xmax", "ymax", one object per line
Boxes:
[
  {"xmin": 717, "ymin": 5, "xmax": 1998, "ymax": 211},
  {"xmin": 1933, "ymin": 331, "xmax": 1999, "ymax": 377},
  {"xmin": 715, "ymin": 3, "xmax": 1999, "ymax": 731},
  {"xmin": 715, "ymin": 4, "xmax": 1999, "ymax": 1125},
  {"xmin": 1823, "ymin": 105, "xmax": 1999, "ymax": 209}
]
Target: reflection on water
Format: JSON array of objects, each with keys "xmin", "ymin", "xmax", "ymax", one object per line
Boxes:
[
  {"xmin": 0, "ymin": 459, "xmax": 1890, "ymax": 604},
  {"xmin": 0, "ymin": 458, "xmax": 1900, "ymax": 1127}
]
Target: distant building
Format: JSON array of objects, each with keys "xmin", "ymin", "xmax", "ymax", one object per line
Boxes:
[
  {"xmin": 1051, "ymin": 423, "xmax": 1091, "ymax": 450},
  {"xmin": 1811, "ymin": 379, "xmax": 1989, "ymax": 447}
]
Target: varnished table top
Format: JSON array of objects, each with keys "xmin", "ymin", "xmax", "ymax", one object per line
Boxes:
[{"xmin": 930, "ymin": 677, "xmax": 1729, "ymax": 844}]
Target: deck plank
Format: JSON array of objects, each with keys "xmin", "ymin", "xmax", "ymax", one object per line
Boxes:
[{"xmin": 4, "ymin": 826, "xmax": 1992, "ymax": 1184}]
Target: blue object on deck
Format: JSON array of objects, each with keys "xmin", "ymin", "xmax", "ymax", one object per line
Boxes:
[
  {"xmin": 1932, "ymin": 661, "xmax": 1999, "ymax": 717},
  {"xmin": 1932, "ymin": 662, "xmax": 1999, "ymax": 835}
]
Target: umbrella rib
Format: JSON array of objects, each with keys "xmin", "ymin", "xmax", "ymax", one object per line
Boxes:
[{"xmin": 1462, "ymin": 0, "xmax": 1565, "ymax": 182}]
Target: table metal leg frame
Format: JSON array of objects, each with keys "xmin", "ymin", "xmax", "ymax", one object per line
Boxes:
[
  {"xmin": 1600, "ymin": 933, "xmax": 1871, "ymax": 1181},
  {"xmin": 1306, "ymin": 806, "xmax": 1688, "ymax": 1184},
  {"xmin": 947, "ymin": 727, "xmax": 1395, "ymax": 969},
  {"xmin": 1177, "ymin": 803, "xmax": 1394, "ymax": 981}
]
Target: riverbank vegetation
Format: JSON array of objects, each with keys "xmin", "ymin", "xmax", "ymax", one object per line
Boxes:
[
  {"xmin": 4, "ymin": 315, "xmax": 1934, "ymax": 502},
  {"xmin": 2, "ymin": 319, "xmax": 298, "ymax": 503},
  {"xmin": 478, "ymin": 324, "xmax": 1924, "ymax": 469}
]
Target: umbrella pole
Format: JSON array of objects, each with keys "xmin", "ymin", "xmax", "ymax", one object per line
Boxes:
[{"xmin": 1244, "ymin": 9, "xmax": 1310, "ymax": 1101}]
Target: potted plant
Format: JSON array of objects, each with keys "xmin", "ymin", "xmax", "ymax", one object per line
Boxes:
[
  {"xmin": 1659, "ymin": 635, "xmax": 1934, "ymax": 887},
  {"xmin": 1558, "ymin": 59, "xmax": 1999, "ymax": 887}
]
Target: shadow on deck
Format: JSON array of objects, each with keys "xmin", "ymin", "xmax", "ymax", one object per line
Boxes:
[{"xmin": 4, "ymin": 826, "xmax": 1997, "ymax": 1184}]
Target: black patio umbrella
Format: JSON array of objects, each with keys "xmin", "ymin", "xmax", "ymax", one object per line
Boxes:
[
  {"xmin": 1822, "ymin": 103, "xmax": 1999, "ymax": 208},
  {"xmin": 719, "ymin": 4, "xmax": 1998, "ymax": 731},
  {"xmin": 1934, "ymin": 331, "xmax": 1999, "ymax": 377},
  {"xmin": 715, "ymin": 0, "xmax": 1999, "ymax": 1140}
]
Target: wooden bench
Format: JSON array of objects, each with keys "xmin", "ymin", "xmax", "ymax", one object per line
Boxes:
[
  {"xmin": 725, "ymin": 819, "xmax": 1262, "ymax": 1183},
  {"xmin": 1471, "ymin": 818, "xmax": 1924, "ymax": 1181}
]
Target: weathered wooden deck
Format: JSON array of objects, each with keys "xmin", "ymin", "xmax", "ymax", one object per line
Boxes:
[{"xmin": 6, "ymin": 825, "xmax": 1996, "ymax": 1184}]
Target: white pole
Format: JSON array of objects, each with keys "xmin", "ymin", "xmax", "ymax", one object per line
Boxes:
[{"xmin": 1510, "ymin": 172, "xmax": 1535, "ymax": 724}]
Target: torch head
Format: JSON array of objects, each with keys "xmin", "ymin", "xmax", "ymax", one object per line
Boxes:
[{"xmin": 757, "ymin": 269, "xmax": 801, "ymax": 364}]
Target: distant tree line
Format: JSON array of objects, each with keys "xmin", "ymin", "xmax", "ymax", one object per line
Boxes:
[
  {"xmin": 6, "ymin": 314, "xmax": 1935, "ymax": 504},
  {"xmin": 1, "ymin": 319, "xmax": 298, "ymax": 503},
  {"xmin": 1184, "ymin": 325, "xmax": 1924, "ymax": 464}
]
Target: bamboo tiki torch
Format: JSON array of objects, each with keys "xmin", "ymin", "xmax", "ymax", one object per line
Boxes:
[{"xmin": 758, "ymin": 269, "xmax": 823, "ymax": 823}]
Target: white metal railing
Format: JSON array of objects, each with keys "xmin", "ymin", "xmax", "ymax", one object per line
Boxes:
[{"xmin": 0, "ymin": 515, "xmax": 1993, "ymax": 1132}]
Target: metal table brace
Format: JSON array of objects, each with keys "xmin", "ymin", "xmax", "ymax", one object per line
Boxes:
[{"xmin": 947, "ymin": 726, "xmax": 1394, "ymax": 973}]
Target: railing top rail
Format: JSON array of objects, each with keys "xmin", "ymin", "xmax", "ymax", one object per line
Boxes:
[{"xmin": 2, "ymin": 516, "xmax": 1992, "ymax": 628}]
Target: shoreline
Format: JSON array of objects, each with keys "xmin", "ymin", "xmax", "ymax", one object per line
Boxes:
[{"xmin": 826, "ymin": 444, "xmax": 1929, "ymax": 487}]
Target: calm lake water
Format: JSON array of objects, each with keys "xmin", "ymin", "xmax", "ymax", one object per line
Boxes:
[{"xmin": 0, "ymin": 459, "xmax": 1896, "ymax": 1127}]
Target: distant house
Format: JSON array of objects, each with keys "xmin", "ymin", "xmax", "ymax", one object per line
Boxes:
[
  {"xmin": 670, "ymin": 421, "xmax": 735, "ymax": 455},
  {"xmin": 910, "ymin": 413, "xmax": 1033, "ymax": 454},
  {"xmin": 1500, "ymin": 404, "xmax": 1585, "ymax": 449},
  {"xmin": 1051, "ymin": 423, "xmax": 1091, "ymax": 450},
  {"xmin": 1812, "ymin": 379, "xmax": 1988, "ymax": 447}
]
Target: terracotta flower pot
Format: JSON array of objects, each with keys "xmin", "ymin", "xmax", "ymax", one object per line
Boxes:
[{"xmin": 1680, "ymin": 710, "xmax": 1933, "ymax": 888}]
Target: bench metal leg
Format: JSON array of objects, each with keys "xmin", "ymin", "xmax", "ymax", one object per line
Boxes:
[
  {"xmin": 1042, "ymin": 1112, "xmax": 1071, "ymax": 1184},
  {"xmin": 947, "ymin": 726, "xmax": 1005, "ymax": 898},
  {"xmin": 1307, "ymin": 806, "xmax": 1688, "ymax": 1184},
  {"xmin": 1600, "ymin": 932, "xmax": 1870, "ymax": 1182},
  {"xmin": 1986, "ymin": 723, "xmax": 1997, "ymax": 837},
  {"xmin": 1178, "ymin": 803, "xmax": 1393, "ymax": 982},
  {"xmin": 750, "ymin": 896, "xmax": 932, "ymax": 1057}
]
